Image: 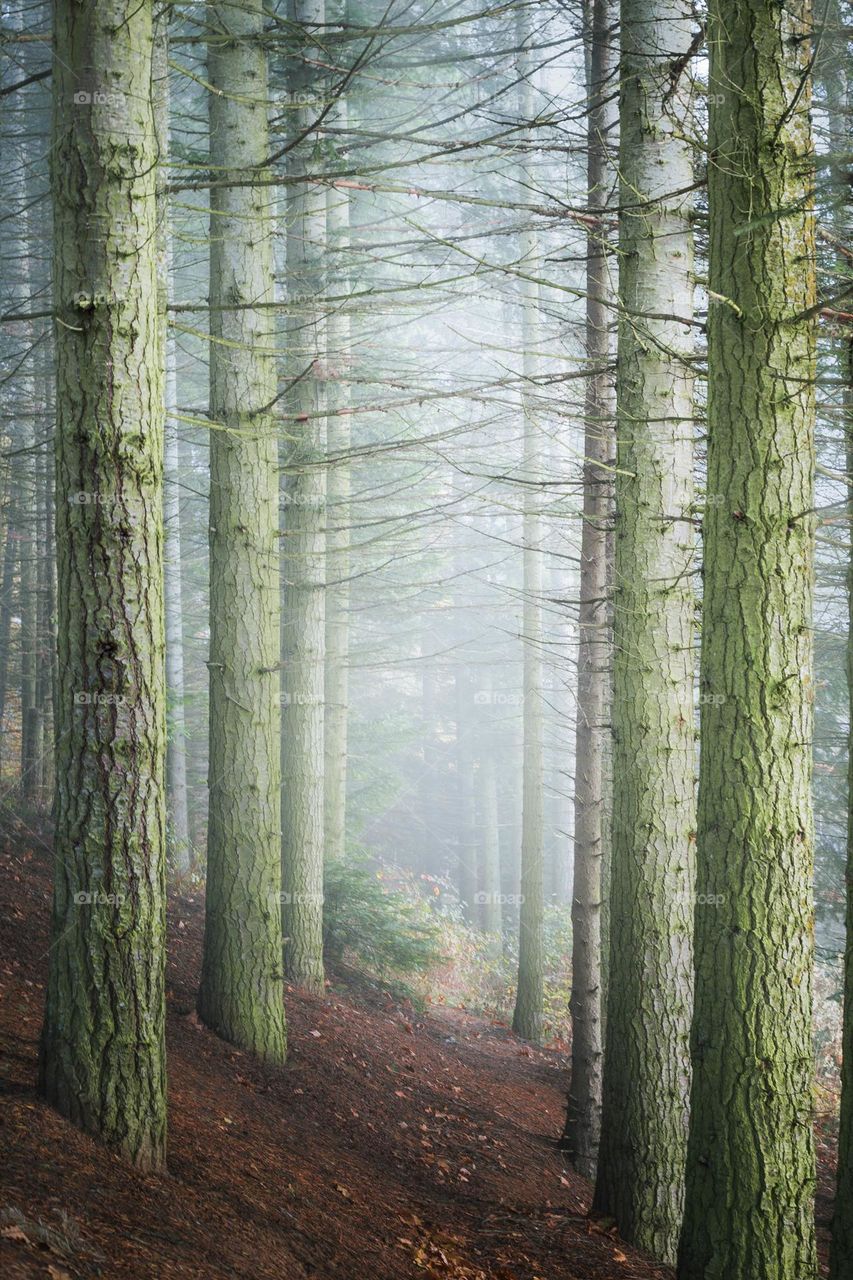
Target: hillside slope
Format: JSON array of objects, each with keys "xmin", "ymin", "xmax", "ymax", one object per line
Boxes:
[{"xmin": 0, "ymin": 815, "xmax": 678, "ymax": 1280}]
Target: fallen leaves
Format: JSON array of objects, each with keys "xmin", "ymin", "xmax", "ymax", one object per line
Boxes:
[{"xmin": 1, "ymin": 1224, "xmax": 29, "ymax": 1244}]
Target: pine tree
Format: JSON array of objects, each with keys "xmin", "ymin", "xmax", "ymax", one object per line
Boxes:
[
  {"xmin": 511, "ymin": 13, "xmax": 546, "ymax": 1045},
  {"xmin": 677, "ymin": 0, "xmax": 819, "ymax": 1270},
  {"xmin": 153, "ymin": 18, "xmax": 191, "ymax": 875},
  {"xmin": 280, "ymin": 0, "xmax": 328, "ymax": 996},
  {"xmin": 562, "ymin": 0, "xmax": 616, "ymax": 1179},
  {"xmin": 832, "ymin": 332, "xmax": 853, "ymax": 1280},
  {"xmin": 824, "ymin": 10, "xmax": 853, "ymax": 1273},
  {"xmin": 324, "ymin": 3, "xmax": 353, "ymax": 867},
  {"xmin": 592, "ymin": 0, "xmax": 697, "ymax": 1257},
  {"xmin": 39, "ymin": 0, "xmax": 168, "ymax": 1170},
  {"xmin": 197, "ymin": 0, "xmax": 288, "ymax": 1060}
]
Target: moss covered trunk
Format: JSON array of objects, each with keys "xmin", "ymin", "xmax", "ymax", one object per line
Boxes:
[
  {"xmin": 39, "ymin": 0, "xmax": 168, "ymax": 1170},
  {"xmin": 677, "ymin": 0, "xmax": 818, "ymax": 1272}
]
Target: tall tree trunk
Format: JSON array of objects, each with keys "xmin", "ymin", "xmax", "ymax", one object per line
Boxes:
[
  {"xmin": 39, "ymin": 0, "xmax": 168, "ymax": 1170},
  {"xmin": 0, "ymin": 498, "xmax": 16, "ymax": 774},
  {"xmin": 39, "ymin": 422, "xmax": 56, "ymax": 807},
  {"xmin": 511, "ymin": 10, "xmax": 546, "ymax": 1042},
  {"xmin": 511, "ymin": 159, "xmax": 546, "ymax": 1042},
  {"xmin": 677, "ymin": 0, "xmax": 818, "ymax": 1271},
  {"xmin": 562, "ymin": 0, "xmax": 616, "ymax": 1177},
  {"xmin": 592, "ymin": 0, "xmax": 697, "ymax": 1257},
  {"xmin": 7, "ymin": 85, "xmax": 40, "ymax": 802},
  {"xmin": 323, "ymin": 72, "xmax": 351, "ymax": 868},
  {"xmin": 19, "ymin": 441, "xmax": 39, "ymax": 801},
  {"xmin": 153, "ymin": 23, "xmax": 191, "ymax": 876},
  {"xmin": 197, "ymin": 0, "xmax": 288, "ymax": 1061},
  {"xmin": 281, "ymin": 0, "xmax": 327, "ymax": 996},
  {"xmin": 29, "ymin": 438, "xmax": 51, "ymax": 804},
  {"xmin": 833, "ymin": 333, "xmax": 853, "ymax": 1279},
  {"xmin": 829, "ymin": 14, "xmax": 853, "ymax": 1268}
]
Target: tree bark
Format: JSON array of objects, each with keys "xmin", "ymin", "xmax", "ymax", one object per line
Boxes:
[
  {"xmin": 323, "ymin": 18, "xmax": 352, "ymax": 868},
  {"xmin": 832, "ymin": 333, "xmax": 853, "ymax": 1280},
  {"xmin": 0, "ymin": 499, "xmax": 16, "ymax": 773},
  {"xmin": 678, "ymin": 0, "xmax": 818, "ymax": 1271},
  {"xmin": 39, "ymin": 0, "xmax": 168, "ymax": 1170},
  {"xmin": 281, "ymin": 0, "xmax": 328, "ymax": 996},
  {"xmin": 562, "ymin": 0, "xmax": 616, "ymax": 1178},
  {"xmin": 198, "ymin": 0, "xmax": 288, "ymax": 1061},
  {"xmin": 511, "ymin": 27, "xmax": 545, "ymax": 1037},
  {"xmin": 823, "ymin": 10, "xmax": 853, "ymax": 1273},
  {"xmin": 592, "ymin": 0, "xmax": 697, "ymax": 1257},
  {"xmin": 154, "ymin": 25, "xmax": 191, "ymax": 876}
]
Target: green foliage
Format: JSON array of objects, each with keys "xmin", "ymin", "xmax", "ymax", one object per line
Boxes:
[
  {"xmin": 322, "ymin": 860, "xmax": 572, "ymax": 1043},
  {"xmin": 323, "ymin": 857, "xmax": 443, "ymax": 980}
]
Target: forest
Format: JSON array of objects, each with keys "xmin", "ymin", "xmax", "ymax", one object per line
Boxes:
[{"xmin": 0, "ymin": 0, "xmax": 851, "ymax": 1276}]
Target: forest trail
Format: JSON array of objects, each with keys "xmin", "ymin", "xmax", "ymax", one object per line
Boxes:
[{"xmin": 0, "ymin": 819, "xmax": 765, "ymax": 1278}]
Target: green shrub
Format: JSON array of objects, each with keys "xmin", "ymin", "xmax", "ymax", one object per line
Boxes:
[{"xmin": 323, "ymin": 857, "xmax": 443, "ymax": 979}]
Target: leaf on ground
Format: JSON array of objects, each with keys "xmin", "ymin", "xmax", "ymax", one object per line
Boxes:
[{"xmin": 1, "ymin": 1225, "xmax": 30, "ymax": 1244}]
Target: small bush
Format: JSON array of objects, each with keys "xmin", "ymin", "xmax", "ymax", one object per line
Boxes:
[{"xmin": 323, "ymin": 857, "xmax": 444, "ymax": 980}]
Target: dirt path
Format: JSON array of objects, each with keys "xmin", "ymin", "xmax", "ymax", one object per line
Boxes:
[{"xmin": 0, "ymin": 819, "xmax": 678, "ymax": 1279}]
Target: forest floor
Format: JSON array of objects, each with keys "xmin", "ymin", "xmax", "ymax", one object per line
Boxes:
[{"xmin": 0, "ymin": 812, "xmax": 836, "ymax": 1280}]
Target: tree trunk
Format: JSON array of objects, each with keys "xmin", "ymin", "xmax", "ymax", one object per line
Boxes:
[
  {"xmin": 281, "ymin": 0, "xmax": 327, "ymax": 996},
  {"xmin": 562, "ymin": 0, "xmax": 616, "ymax": 1177},
  {"xmin": 0, "ymin": 499, "xmax": 16, "ymax": 774},
  {"xmin": 20, "ymin": 438, "xmax": 39, "ymax": 802},
  {"xmin": 7, "ymin": 94, "xmax": 40, "ymax": 802},
  {"xmin": 323, "ymin": 74, "xmax": 351, "ymax": 868},
  {"xmin": 197, "ymin": 0, "xmax": 288, "ymax": 1061},
  {"xmin": 511, "ymin": 32, "xmax": 545, "ymax": 1037},
  {"xmin": 822, "ymin": 12, "xmax": 853, "ymax": 1274},
  {"xmin": 677, "ymin": 0, "xmax": 818, "ymax": 1271},
  {"xmin": 39, "ymin": 0, "xmax": 168, "ymax": 1170},
  {"xmin": 832, "ymin": 334, "xmax": 853, "ymax": 1280},
  {"xmin": 153, "ymin": 24, "xmax": 191, "ymax": 876},
  {"xmin": 592, "ymin": 0, "xmax": 697, "ymax": 1257}
]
